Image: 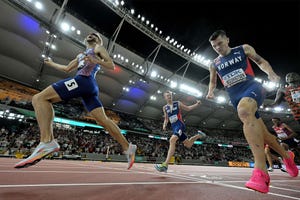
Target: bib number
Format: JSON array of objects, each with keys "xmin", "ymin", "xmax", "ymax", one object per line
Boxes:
[
  {"xmin": 291, "ymin": 90, "xmax": 300, "ymax": 103},
  {"xmin": 222, "ymin": 68, "xmax": 246, "ymax": 87},
  {"xmin": 277, "ymin": 132, "xmax": 288, "ymax": 139},
  {"xmin": 64, "ymin": 79, "xmax": 78, "ymax": 91},
  {"xmin": 169, "ymin": 115, "xmax": 178, "ymax": 123}
]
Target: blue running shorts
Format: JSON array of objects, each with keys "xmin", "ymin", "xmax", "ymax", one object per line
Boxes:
[
  {"xmin": 227, "ymin": 81, "xmax": 266, "ymax": 118},
  {"xmin": 52, "ymin": 75, "xmax": 102, "ymax": 112}
]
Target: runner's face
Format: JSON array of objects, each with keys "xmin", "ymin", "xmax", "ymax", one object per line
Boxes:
[
  {"xmin": 272, "ymin": 118, "xmax": 279, "ymax": 125},
  {"xmin": 286, "ymin": 73, "xmax": 300, "ymax": 84},
  {"xmin": 86, "ymin": 33, "xmax": 100, "ymax": 43},
  {"xmin": 164, "ymin": 92, "xmax": 172, "ymax": 101},
  {"xmin": 210, "ymin": 35, "xmax": 229, "ymax": 56}
]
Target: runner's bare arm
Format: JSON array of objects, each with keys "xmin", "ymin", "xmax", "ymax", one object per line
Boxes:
[
  {"xmin": 206, "ymin": 64, "xmax": 217, "ymax": 99},
  {"xmin": 162, "ymin": 106, "xmax": 168, "ymax": 131},
  {"xmin": 271, "ymin": 87, "xmax": 285, "ymax": 106},
  {"xmin": 180, "ymin": 100, "xmax": 201, "ymax": 111},
  {"xmin": 243, "ymin": 44, "xmax": 279, "ymax": 82},
  {"xmin": 44, "ymin": 57, "xmax": 78, "ymax": 73},
  {"xmin": 282, "ymin": 123, "xmax": 297, "ymax": 140}
]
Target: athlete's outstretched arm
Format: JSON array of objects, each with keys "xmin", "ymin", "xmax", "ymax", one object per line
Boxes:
[
  {"xmin": 282, "ymin": 123, "xmax": 298, "ymax": 140},
  {"xmin": 206, "ymin": 64, "xmax": 217, "ymax": 99},
  {"xmin": 44, "ymin": 57, "xmax": 78, "ymax": 73},
  {"xmin": 179, "ymin": 100, "xmax": 201, "ymax": 112},
  {"xmin": 270, "ymin": 87, "xmax": 285, "ymax": 106},
  {"xmin": 162, "ymin": 106, "xmax": 168, "ymax": 131},
  {"xmin": 243, "ymin": 44, "xmax": 280, "ymax": 82}
]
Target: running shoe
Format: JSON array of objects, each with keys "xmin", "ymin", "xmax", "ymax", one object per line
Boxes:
[
  {"xmin": 245, "ymin": 168, "xmax": 270, "ymax": 193},
  {"xmin": 14, "ymin": 140, "xmax": 60, "ymax": 168},
  {"xmin": 280, "ymin": 168, "xmax": 287, "ymax": 173},
  {"xmin": 154, "ymin": 163, "xmax": 168, "ymax": 172},
  {"xmin": 126, "ymin": 143, "xmax": 137, "ymax": 170},
  {"xmin": 278, "ymin": 157, "xmax": 287, "ymax": 173},
  {"xmin": 283, "ymin": 151, "xmax": 299, "ymax": 177},
  {"xmin": 267, "ymin": 167, "xmax": 273, "ymax": 172}
]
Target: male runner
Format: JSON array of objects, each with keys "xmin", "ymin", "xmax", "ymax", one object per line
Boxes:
[
  {"xmin": 154, "ymin": 90, "xmax": 206, "ymax": 172},
  {"xmin": 14, "ymin": 33, "xmax": 137, "ymax": 169},
  {"xmin": 207, "ymin": 30, "xmax": 298, "ymax": 193}
]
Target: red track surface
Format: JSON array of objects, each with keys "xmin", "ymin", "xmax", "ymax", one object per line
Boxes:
[{"xmin": 0, "ymin": 158, "xmax": 299, "ymax": 200}]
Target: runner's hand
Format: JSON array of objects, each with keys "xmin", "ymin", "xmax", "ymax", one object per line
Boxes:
[
  {"xmin": 206, "ymin": 92, "xmax": 214, "ymax": 99},
  {"xmin": 43, "ymin": 58, "xmax": 53, "ymax": 66},
  {"xmin": 162, "ymin": 125, "xmax": 166, "ymax": 131}
]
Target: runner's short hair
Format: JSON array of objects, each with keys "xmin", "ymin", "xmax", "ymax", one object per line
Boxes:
[{"xmin": 209, "ymin": 30, "xmax": 227, "ymax": 41}]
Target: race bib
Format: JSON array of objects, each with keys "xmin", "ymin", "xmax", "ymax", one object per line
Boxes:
[
  {"xmin": 277, "ymin": 132, "xmax": 288, "ymax": 139},
  {"xmin": 222, "ymin": 68, "xmax": 246, "ymax": 87},
  {"xmin": 291, "ymin": 89, "xmax": 300, "ymax": 103},
  {"xmin": 169, "ymin": 115, "xmax": 178, "ymax": 123},
  {"xmin": 64, "ymin": 79, "xmax": 78, "ymax": 91}
]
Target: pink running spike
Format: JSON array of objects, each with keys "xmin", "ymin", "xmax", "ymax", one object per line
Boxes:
[
  {"xmin": 283, "ymin": 151, "xmax": 299, "ymax": 177},
  {"xmin": 245, "ymin": 168, "xmax": 270, "ymax": 193}
]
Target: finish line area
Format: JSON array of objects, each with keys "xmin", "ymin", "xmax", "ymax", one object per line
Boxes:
[{"xmin": 0, "ymin": 158, "xmax": 299, "ymax": 200}]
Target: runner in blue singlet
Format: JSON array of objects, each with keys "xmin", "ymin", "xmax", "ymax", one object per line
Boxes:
[
  {"xmin": 14, "ymin": 33, "xmax": 137, "ymax": 170},
  {"xmin": 154, "ymin": 90, "xmax": 206, "ymax": 172},
  {"xmin": 206, "ymin": 30, "xmax": 298, "ymax": 193}
]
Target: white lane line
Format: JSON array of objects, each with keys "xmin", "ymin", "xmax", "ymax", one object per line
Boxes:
[
  {"xmin": 0, "ymin": 180, "xmax": 299, "ymax": 200},
  {"xmin": 271, "ymin": 182, "xmax": 300, "ymax": 190},
  {"xmin": 67, "ymin": 162, "xmax": 300, "ymax": 199},
  {"xmin": 219, "ymin": 180, "xmax": 300, "ymax": 183},
  {"xmin": 212, "ymin": 182, "xmax": 300, "ymax": 200},
  {"xmin": 52, "ymin": 162, "xmax": 300, "ymax": 189},
  {"xmin": 0, "ymin": 170, "xmax": 128, "ymax": 174},
  {"xmin": 270, "ymin": 186, "xmax": 300, "ymax": 193},
  {"xmin": 0, "ymin": 181, "xmax": 205, "ymax": 188},
  {"xmin": 0, "ymin": 165, "xmax": 106, "ymax": 170},
  {"xmin": 3, "ymin": 169, "xmax": 299, "ymax": 185},
  {"xmin": 4, "ymin": 161, "xmax": 299, "ymax": 199},
  {"xmin": 131, "ymin": 165, "xmax": 300, "ymax": 199},
  {"xmin": 266, "ymin": 192, "xmax": 300, "ymax": 200}
]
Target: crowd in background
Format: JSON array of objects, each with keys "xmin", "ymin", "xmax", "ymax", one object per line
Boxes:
[
  {"xmin": 0, "ymin": 119, "xmax": 260, "ymax": 164},
  {"xmin": 0, "ymin": 79, "xmax": 299, "ymax": 165}
]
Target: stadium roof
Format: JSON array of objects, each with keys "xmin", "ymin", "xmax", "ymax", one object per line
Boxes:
[{"xmin": 0, "ymin": 0, "xmax": 299, "ymax": 131}]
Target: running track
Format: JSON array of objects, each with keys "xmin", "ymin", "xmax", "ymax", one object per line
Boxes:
[{"xmin": 0, "ymin": 158, "xmax": 299, "ymax": 200}]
